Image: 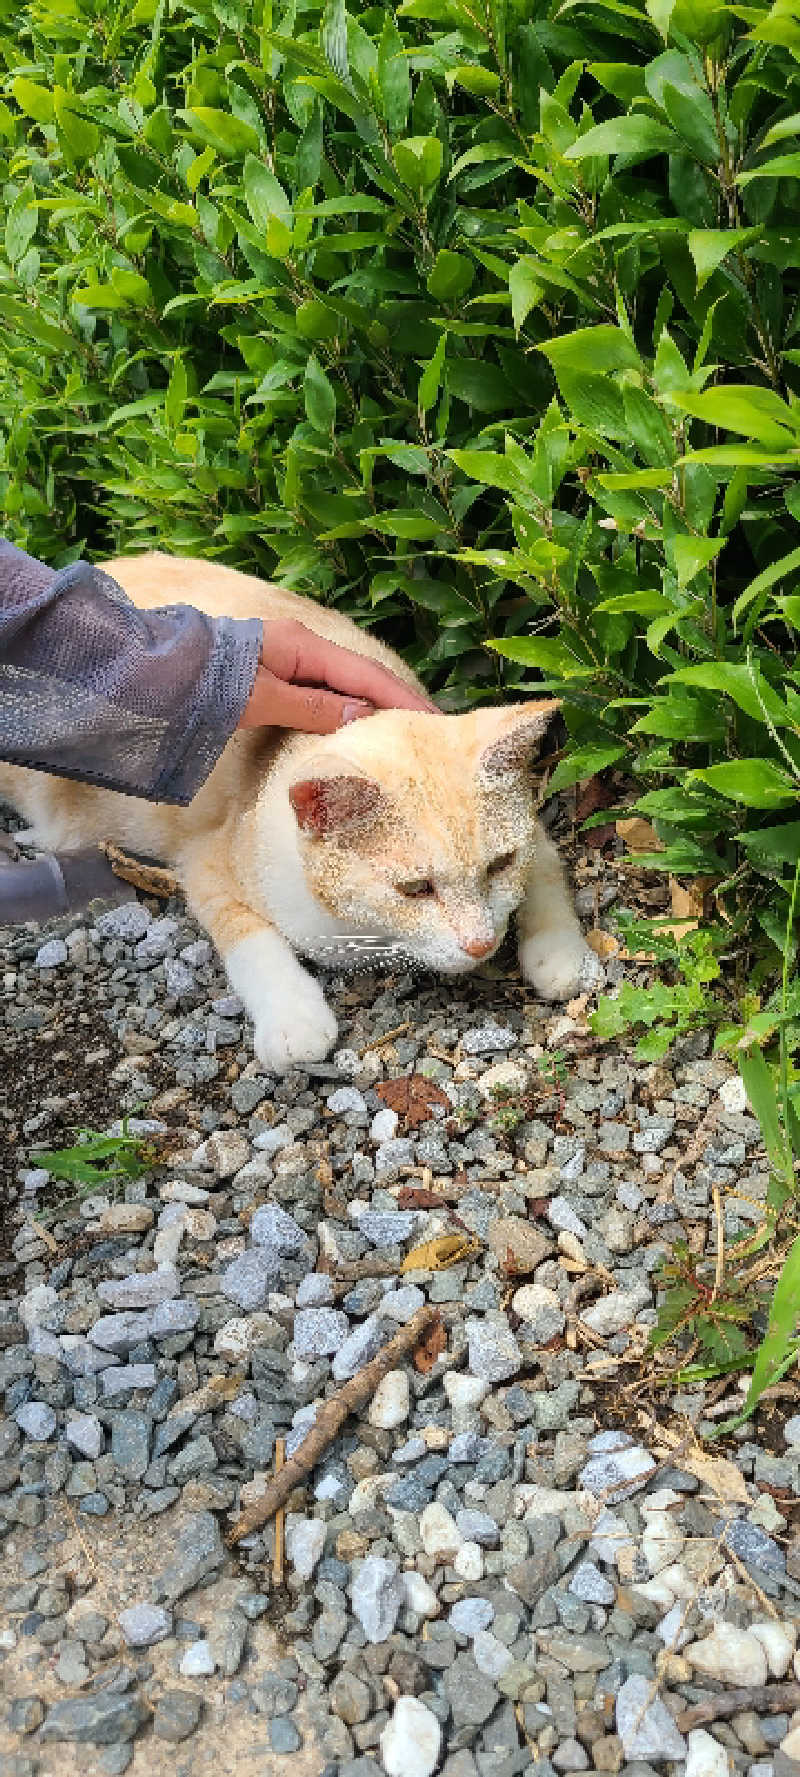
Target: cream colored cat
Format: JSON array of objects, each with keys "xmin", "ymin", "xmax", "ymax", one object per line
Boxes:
[{"xmin": 0, "ymin": 553, "xmax": 602, "ymax": 1072}]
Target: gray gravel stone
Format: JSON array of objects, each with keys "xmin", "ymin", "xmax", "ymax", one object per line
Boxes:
[
  {"xmin": 220, "ymin": 1248, "xmax": 279, "ymax": 1310},
  {"xmin": 450, "ymin": 1598, "xmax": 494, "ymax": 1636},
  {"xmin": 153, "ymin": 1689, "xmax": 202, "ymax": 1741},
  {"xmin": 40, "ymin": 1694, "xmax": 150, "ymax": 1743},
  {"xmin": 151, "ymin": 1511, "xmax": 224, "ymax": 1603},
  {"xmin": 294, "ymin": 1308, "xmax": 349, "ymax": 1358},
  {"xmin": 465, "ymin": 1315, "xmax": 522, "ymax": 1382},
  {"xmin": 97, "ymin": 1268, "xmax": 180, "ymax": 1309},
  {"xmin": 332, "ymin": 1313, "xmax": 391, "ymax": 1382},
  {"xmin": 14, "ymin": 1401, "xmax": 56, "ymax": 1440}
]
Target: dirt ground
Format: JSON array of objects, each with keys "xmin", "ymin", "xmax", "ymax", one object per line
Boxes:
[{"xmin": 1, "ymin": 1499, "xmax": 321, "ymax": 1777}]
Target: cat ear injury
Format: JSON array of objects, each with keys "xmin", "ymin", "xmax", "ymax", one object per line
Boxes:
[
  {"xmin": 288, "ymin": 774, "xmax": 387, "ymax": 837},
  {"xmin": 477, "ymin": 702, "xmax": 560, "ymax": 780}
]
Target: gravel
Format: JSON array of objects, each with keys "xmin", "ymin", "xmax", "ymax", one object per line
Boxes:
[{"xmin": 2, "ymin": 857, "xmax": 797, "ymax": 1777}]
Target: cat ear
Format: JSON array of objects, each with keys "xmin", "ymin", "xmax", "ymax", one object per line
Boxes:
[
  {"xmin": 288, "ymin": 774, "xmax": 388, "ymax": 837},
  {"xmin": 476, "ymin": 702, "xmax": 560, "ymax": 781}
]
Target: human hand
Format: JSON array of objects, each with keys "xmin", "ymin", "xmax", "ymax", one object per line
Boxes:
[{"xmin": 237, "ymin": 617, "xmax": 438, "ymax": 732}]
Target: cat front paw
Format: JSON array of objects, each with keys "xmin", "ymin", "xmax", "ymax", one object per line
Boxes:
[
  {"xmin": 520, "ymin": 932, "xmax": 605, "ymax": 1001},
  {"xmin": 253, "ymin": 982, "xmax": 339, "ymax": 1073}
]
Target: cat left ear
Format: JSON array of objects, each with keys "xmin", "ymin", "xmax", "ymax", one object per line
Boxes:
[
  {"xmin": 288, "ymin": 774, "xmax": 388, "ymax": 837},
  {"xmin": 476, "ymin": 702, "xmax": 560, "ymax": 781}
]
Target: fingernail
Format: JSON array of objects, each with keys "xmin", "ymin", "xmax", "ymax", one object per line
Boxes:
[{"xmin": 341, "ymin": 700, "xmax": 373, "ymax": 725}]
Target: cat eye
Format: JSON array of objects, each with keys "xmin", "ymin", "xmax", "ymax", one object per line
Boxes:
[
  {"xmin": 396, "ymin": 877, "xmax": 435, "ymax": 898},
  {"xmin": 487, "ymin": 849, "xmax": 517, "ymax": 876}
]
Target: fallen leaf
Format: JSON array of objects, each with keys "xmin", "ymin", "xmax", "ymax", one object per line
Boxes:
[
  {"xmin": 576, "ymin": 775, "xmax": 619, "ymax": 824},
  {"xmin": 616, "ymin": 816, "xmax": 664, "ymax": 853},
  {"xmin": 413, "ymin": 1314, "xmax": 446, "ymax": 1373},
  {"xmin": 650, "ymin": 1430, "xmax": 750, "ymax": 1506},
  {"xmin": 376, "ymin": 1073, "xmax": 451, "ymax": 1130},
  {"xmin": 586, "ymin": 929, "xmax": 620, "ymax": 960},
  {"xmin": 395, "ymin": 1186, "xmax": 451, "ymax": 1210},
  {"xmin": 402, "ymin": 1233, "xmax": 481, "ymax": 1272}
]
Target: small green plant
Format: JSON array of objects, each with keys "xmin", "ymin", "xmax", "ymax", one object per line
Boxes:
[
  {"xmin": 589, "ymin": 917, "xmax": 725, "ymax": 1060},
  {"xmin": 536, "ymin": 1050, "xmax": 568, "ymax": 1094},
  {"xmin": 650, "ymin": 864, "xmax": 800, "ymax": 1430},
  {"xmin": 31, "ymin": 1114, "xmax": 154, "ymax": 1224}
]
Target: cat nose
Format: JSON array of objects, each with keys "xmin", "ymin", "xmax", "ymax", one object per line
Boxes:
[{"xmin": 461, "ymin": 936, "xmax": 495, "ymax": 959}]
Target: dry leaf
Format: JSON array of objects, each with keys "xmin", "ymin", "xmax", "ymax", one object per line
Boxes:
[
  {"xmin": 616, "ymin": 816, "xmax": 664, "ymax": 853},
  {"xmin": 678, "ymin": 1449, "xmax": 751, "ymax": 1506},
  {"xmin": 402, "ymin": 1233, "xmax": 481, "ymax": 1272},
  {"xmin": 586, "ymin": 929, "xmax": 620, "ymax": 960},
  {"xmin": 395, "ymin": 1186, "xmax": 451, "ymax": 1210},
  {"xmin": 413, "ymin": 1315, "xmax": 446, "ymax": 1374},
  {"xmin": 376, "ymin": 1073, "xmax": 451, "ymax": 1130},
  {"xmin": 575, "ymin": 775, "xmax": 619, "ymax": 824}
]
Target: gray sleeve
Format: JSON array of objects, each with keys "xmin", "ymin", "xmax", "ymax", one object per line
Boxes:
[{"xmin": 0, "ymin": 541, "xmax": 262, "ymax": 805}]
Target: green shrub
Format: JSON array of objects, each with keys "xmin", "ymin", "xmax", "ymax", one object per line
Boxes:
[{"xmin": 1, "ymin": 0, "xmax": 799, "ymax": 940}]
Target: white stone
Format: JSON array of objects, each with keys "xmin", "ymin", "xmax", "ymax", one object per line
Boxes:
[
  {"xmin": 642, "ymin": 1513, "xmax": 686, "ymax": 1576},
  {"xmin": 472, "ymin": 1629, "xmax": 513, "ymax": 1679},
  {"xmin": 190, "ymin": 1129, "xmax": 250, "ymax": 1178},
  {"xmin": 784, "ymin": 1413, "xmax": 800, "ymax": 1448},
  {"xmin": 401, "ymin": 1571, "xmax": 440, "ymax": 1618},
  {"xmin": 420, "ymin": 1502, "xmax": 463, "ymax": 1560},
  {"xmin": 380, "ymin": 1696, "xmax": 441, "ymax": 1777},
  {"xmin": 685, "ymin": 1624, "xmax": 768, "ymax": 1688},
  {"xmin": 153, "ymin": 1221, "xmax": 184, "ymax": 1268},
  {"xmin": 443, "ymin": 1372, "xmax": 489, "ymax": 1414},
  {"xmin": 632, "ymin": 1577, "xmax": 680, "ymax": 1612},
  {"xmin": 511, "ymin": 1282, "xmax": 563, "ymax": 1320},
  {"xmin": 118, "ymin": 1604, "xmax": 172, "ymax": 1648},
  {"xmin": 582, "ymin": 1285, "xmax": 651, "ymax": 1336},
  {"xmin": 180, "ymin": 1639, "xmax": 215, "ymax": 1677},
  {"xmin": 213, "ymin": 1316, "xmax": 277, "ymax": 1361},
  {"xmin": 369, "ymin": 1107, "xmax": 399, "ymax": 1143},
  {"xmin": 718, "ymin": 1075, "xmax": 747, "ymax": 1113},
  {"xmin": 685, "ymin": 1728, "xmax": 731, "ymax": 1777},
  {"xmin": 749, "ymin": 1619, "xmax": 796, "ymax": 1678},
  {"xmin": 368, "ymin": 1370, "xmax": 410, "ymax": 1431},
  {"xmin": 20, "ymin": 1284, "xmax": 59, "ymax": 1330},
  {"xmin": 160, "ymin": 1179, "xmax": 210, "ymax": 1205},
  {"xmin": 285, "ymin": 1515, "xmax": 326, "ymax": 1580},
  {"xmin": 781, "ymin": 1726, "xmax": 800, "ymax": 1759},
  {"xmin": 453, "ymin": 1541, "xmax": 484, "ymax": 1582}
]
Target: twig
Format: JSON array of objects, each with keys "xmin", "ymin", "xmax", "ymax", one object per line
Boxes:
[
  {"xmin": 227, "ymin": 1305, "xmax": 437, "ymax": 1546},
  {"xmin": 711, "ymin": 1183, "xmax": 725, "ymax": 1303},
  {"xmin": 676, "ymin": 1682, "xmax": 800, "ymax": 1732},
  {"xmin": 272, "ymin": 1439, "xmax": 286, "ymax": 1587},
  {"xmin": 358, "ymin": 1021, "xmax": 412, "ymax": 1055},
  {"xmin": 101, "ymin": 840, "xmax": 179, "ymax": 900}
]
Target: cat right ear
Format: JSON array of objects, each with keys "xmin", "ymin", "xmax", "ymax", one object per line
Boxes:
[
  {"xmin": 476, "ymin": 702, "xmax": 560, "ymax": 781},
  {"xmin": 288, "ymin": 774, "xmax": 388, "ymax": 837}
]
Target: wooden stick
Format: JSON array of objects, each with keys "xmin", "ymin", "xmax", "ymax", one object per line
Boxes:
[
  {"xmin": 358, "ymin": 1021, "xmax": 411, "ymax": 1055},
  {"xmin": 227, "ymin": 1305, "xmax": 437, "ymax": 1546},
  {"xmin": 101, "ymin": 840, "xmax": 179, "ymax": 900},
  {"xmin": 676, "ymin": 1681, "xmax": 800, "ymax": 1732},
  {"xmin": 272, "ymin": 1438, "xmax": 286, "ymax": 1587}
]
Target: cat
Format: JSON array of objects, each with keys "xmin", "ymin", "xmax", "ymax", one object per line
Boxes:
[{"xmin": 0, "ymin": 552, "xmax": 603, "ymax": 1072}]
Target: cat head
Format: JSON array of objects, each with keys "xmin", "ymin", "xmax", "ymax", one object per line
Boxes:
[{"xmin": 266, "ymin": 702, "xmax": 558, "ymax": 974}]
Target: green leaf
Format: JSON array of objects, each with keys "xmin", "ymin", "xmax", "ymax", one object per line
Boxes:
[
  {"xmin": 304, "ymin": 354, "xmax": 336, "ymax": 433},
  {"xmin": 487, "ymin": 637, "xmax": 595, "ymax": 677},
  {"xmin": 446, "ymin": 360, "xmax": 515, "ymax": 413},
  {"xmin": 243, "ymin": 155, "xmax": 292, "ymax": 254},
  {"xmin": 509, "ymin": 258, "xmax": 542, "ymax": 334},
  {"xmin": 563, "ymin": 116, "xmax": 680, "ymax": 160},
  {"xmin": 427, "ymin": 250, "xmax": 474, "ymax": 302},
  {"xmin": 738, "ymin": 152, "xmax": 800, "ymax": 186},
  {"xmin": 369, "ymin": 512, "xmax": 444, "ymax": 538},
  {"xmin": 688, "ymin": 227, "xmax": 762, "ymax": 289},
  {"xmin": 538, "ymin": 324, "xmax": 641, "ymax": 375},
  {"xmin": 665, "ymin": 385, "xmax": 800, "ymax": 448},
  {"xmin": 181, "ymin": 108, "xmax": 261, "ymax": 157},
  {"xmin": 448, "ymin": 64, "xmax": 502, "ymax": 96},
  {"xmin": 548, "ymin": 744, "xmax": 627, "ymax": 791},
  {"xmin": 54, "ymin": 91, "xmax": 100, "ymax": 160},
  {"xmin": 377, "ymin": 14, "xmax": 411, "ymax": 134},
  {"xmin": 671, "ymin": 534, "xmax": 724, "ymax": 586},
  {"xmin": 661, "ymin": 81, "xmax": 719, "ymax": 164},
  {"xmin": 738, "ymin": 821, "xmax": 800, "ymax": 866},
  {"xmin": 690, "ymin": 760, "xmax": 797, "ymax": 809},
  {"xmin": 732, "ymin": 545, "xmax": 800, "ymax": 628},
  {"xmin": 165, "ymin": 356, "xmax": 188, "ymax": 431},
  {"xmin": 661, "ymin": 662, "xmax": 791, "ymax": 726},
  {"xmin": 394, "ymin": 134, "xmax": 443, "ymax": 193},
  {"xmin": 718, "ymin": 1229, "xmax": 800, "ymax": 1432},
  {"xmin": 418, "ymin": 333, "xmax": 446, "ymax": 414},
  {"xmin": 11, "ymin": 77, "xmax": 54, "ymax": 123},
  {"xmin": 5, "ymin": 183, "xmax": 38, "ymax": 267}
]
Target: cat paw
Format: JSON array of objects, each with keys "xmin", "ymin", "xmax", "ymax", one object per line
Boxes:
[
  {"xmin": 253, "ymin": 985, "xmax": 338, "ymax": 1074},
  {"xmin": 519, "ymin": 933, "xmax": 605, "ymax": 1001}
]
